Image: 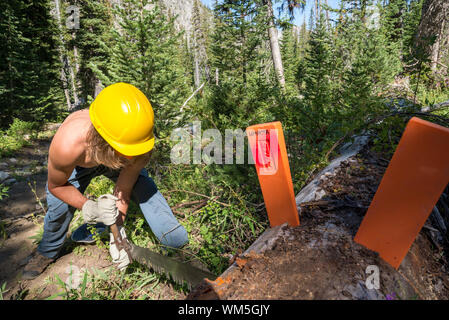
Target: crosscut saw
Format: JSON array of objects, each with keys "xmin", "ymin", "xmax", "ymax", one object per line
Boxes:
[{"xmin": 110, "ymin": 224, "xmax": 217, "ymax": 289}]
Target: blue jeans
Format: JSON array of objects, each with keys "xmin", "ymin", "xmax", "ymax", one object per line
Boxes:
[{"xmin": 37, "ymin": 165, "xmax": 188, "ymax": 259}]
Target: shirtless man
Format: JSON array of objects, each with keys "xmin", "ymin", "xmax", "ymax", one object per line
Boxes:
[{"xmin": 22, "ymin": 83, "xmax": 188, "ymax": 279}]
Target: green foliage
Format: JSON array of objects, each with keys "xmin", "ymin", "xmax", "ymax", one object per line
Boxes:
[
  {"xmin": 68, "ymin": 0, "xmax": 114, "ymax": 108},
  {"xmin": 46, "ymin": 265, "xmax": 167, "ymax": 300},
  {"xmin": 185, "ymin": 200, "xmax": 266, "ymax": 274},
  {"xmin": 371, "ymin": 115, "xmax": 407, "ymax": 157},
  {"xmin": 86, "ymin": 224, "xmax": 107, "ymax": 249},
  {"xmin": 0, "ymin": 0, "xmax": 64, "ymax": 128},
  {"xmin": 0, "ymin": 118, "xmax": 38, "ymax": 157},
  {"xmin": 91, "ymin": 0, "xmax": 190, "ymax": 138},
  {"xmin": 0, "ymin": 184, "xmax": 9, "ymax": 201},
  {"xmin": 208, "ymin": 0, "xmax": 276, "ymax": 130},
  {"xmin": 280, "ymin": 25, "xmax": 301, "ymax": 93},
  {"xmin": 0, "ymin": 281, "xmax": 7, "ymax": 300}
]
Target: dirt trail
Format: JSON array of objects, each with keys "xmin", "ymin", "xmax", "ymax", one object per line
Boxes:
[
  {"xmin": 0, "ymin": 132, "xmax": 50, "ymax": 296},
  {"xmin": 0, "ymin": 125, "xmax": 184, "ymax": 300}
]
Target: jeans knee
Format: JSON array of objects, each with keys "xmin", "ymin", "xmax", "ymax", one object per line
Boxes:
[{"xmin": 160, "ymin": 224, "xmax": 189, "ymax": 249}]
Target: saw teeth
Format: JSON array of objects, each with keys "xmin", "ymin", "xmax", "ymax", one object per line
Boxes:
[{"xmin": 130, "ymin": 243, "xmax": 217, "ymax": 288}]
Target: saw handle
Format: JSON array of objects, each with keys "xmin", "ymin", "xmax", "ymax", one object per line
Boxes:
[{"xmin": 110, "ymin": 223, "xmax": 133, "ymax": 264}]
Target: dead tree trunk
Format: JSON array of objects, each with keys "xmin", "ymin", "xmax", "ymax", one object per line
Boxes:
[
  {"xmin": 415, "ymin": 0, "xmax": 449, "ymax": 74},
  {"xmin": 264, "ymin": 0, "xmax": 286, "ymax": 90},
  {"xmin": 52, "ymin": 0, "xmax": 72, "ymax": 110}
]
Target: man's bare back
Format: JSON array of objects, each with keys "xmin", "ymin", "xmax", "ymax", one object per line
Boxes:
[
  {"xmin": 47, "ymin": 109, "xmax": 150, "ymax": 218},
  {"xmin": 49, "ymin": 109, "xmax": 97, "ymax": 168}
]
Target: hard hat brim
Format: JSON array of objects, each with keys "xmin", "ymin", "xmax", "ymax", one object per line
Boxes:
[{"xmin": 105, "ymin": 134, "xmax": 155, "ymax": 157}]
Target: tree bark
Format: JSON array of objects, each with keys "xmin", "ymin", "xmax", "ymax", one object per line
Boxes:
[
  {"xmin": 94, "ymin": 79, "xmax": 103, "ymax": 98},
  {"xmin": 194, "ymin": 52, "xmax": 201, "ymax": 88},
  {"xmin": 215, "ymin": 68, "xmax": 219, "ymax": 86},
  {"xmin": 324, "ymin": 0, "xmax": 330, "ymax": 29},
  {"xmin": 54, "ymin": 0, "xmax": 72, "ymax": 110},
  {"xmin": 264, "ymin": 0, "xmax": 286, "ymax": 89},
  {"xmin": 415, "ymin": 0, "xmax": 449, "ymax": 73}
]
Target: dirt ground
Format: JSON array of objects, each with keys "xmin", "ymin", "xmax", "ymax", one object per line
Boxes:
[
  {"xmin": 0, "ymin": 126, "xmax": 185, "ymax": 300},
  {"xmin": 0, "ymin": 135, "xmax": 50, "ymax": 297},
  {"xmin": 188, "ymin": 144, "xmax": 449, "ymax": 300}
]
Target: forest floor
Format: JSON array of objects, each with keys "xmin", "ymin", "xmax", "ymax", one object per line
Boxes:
[
  {"xmin": 188, "ymin": 143, "xmax": 449, "ymax": 300},
  {"xmin": 0, "ymin": 125, "xmax": 184, "ymax": 300}
]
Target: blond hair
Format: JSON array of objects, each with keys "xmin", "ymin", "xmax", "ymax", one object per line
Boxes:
[{"xmin": 86, "ymin": 125, "xmax": 131, "ymax": 170}]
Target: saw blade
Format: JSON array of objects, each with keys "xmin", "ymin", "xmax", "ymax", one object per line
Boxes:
[{"xmin": 130, "ymin": 243, "xmax": 217, "ymax": 290}]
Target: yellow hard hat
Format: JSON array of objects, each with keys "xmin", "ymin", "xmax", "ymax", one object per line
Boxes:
[{"xmin": 89, "ymin": 82, "xmax": 155, "ymax": 156}]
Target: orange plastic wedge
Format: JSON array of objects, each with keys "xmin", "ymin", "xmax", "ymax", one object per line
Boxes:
[
  {"xmin": 354, "ymin": 117, "xmax": 449, "ymax": 269},
  {"xmin": 246, "ymin": 121, "xmax": 300, "ymax": 227}
]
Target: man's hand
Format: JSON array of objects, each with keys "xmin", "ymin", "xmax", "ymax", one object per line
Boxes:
[
  {"xmin": 82, "ymin": 194, "xmax": 119, "ymax": 226},
  {"xmin": 109, "ymin": 225, "xmax": 131, "ymax": 271}
]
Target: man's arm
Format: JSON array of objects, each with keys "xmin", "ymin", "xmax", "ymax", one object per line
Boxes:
[
  {"xmin": 113, "ymin": 151, "xmax": 152, "ymax": 225},
  {"xmin": 46, "ymin": 130, "xmax": 90, "ymax": 211}
]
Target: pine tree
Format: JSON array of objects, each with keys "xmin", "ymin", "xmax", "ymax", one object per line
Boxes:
[
  {"xmin": 0, "ymin": 1, "xmax": 25, "ymax": 126},
  {"xmin": 209, "ymin": 0, "xmax": 273, "ymax": 129},
  {"xmin": 24, "ymin": 0, "xmax": 64, "ymax": 120},
  {"xmin": 69, "ymin": 0, "xmax": 114, "ymax": 107},
  {"xmin": 297, "ymin": 20, "xmax": 310, "ymax": 59},
  {"xmin": 0, "ymin": 0, "xmax": 64, "ymax": 127},
  {"xmin": 297, "ymin": 13, "xmax": 335, "ymax": 138},
  {"xmin": 280, "ymin": 24, "xmax": 301, "ymax": 93},
  {"xmin": 91, "ymin": 0, "xmax": 189, "ymax": 137},
  {"xmin": 402, "ymin": 0, "xmax": 424, "ymax": 64},
  {"xmin": 191, "ymin": 0, "xmax": 212, "ymax": 87},
  {"xmin": 335, "ymin": 1, "xmax": 400, "ymax": 128}
]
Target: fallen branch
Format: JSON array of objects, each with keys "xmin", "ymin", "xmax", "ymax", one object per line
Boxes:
[
  {"xmin": 299, "ymin": 199, "xmax": 369, "ymax": 211},
  {"xmin": 435, "ymin": 60, "xmax": 448, "ymax": 69},
  {"xmin": 172, "ymin": 199, "xmax": 207, "ymax": 210},
  {"xmin": 180, "ymin": 82, "xmax": 205, "ymax": 112},
  {"xmin": 423, "ymin": 224, "xmax": 440, "ymax": 233},
  {"xmin": 172, "ymin": 209, "xmax": 185, "ymax": 217},
  {"xmin": 421, "ymin": 99, "xmax": 449, "ymax": 112},
  {"xmin": 191, "ymin": 202, "xmax": 209, "ymax": 215},
  {"xmin": 166, "ymin": 189, "xmax": 231, "ymax": 207},
  {"xmin": 432, "ymin": 206, "xmax": 447, "ymax": 235}
]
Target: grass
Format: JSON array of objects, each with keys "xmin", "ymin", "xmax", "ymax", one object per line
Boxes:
[
  {"xmin": 0, "ymin": 184, "xmax": 8, "ymax": 201},
  {"xmin": 0, "ymin": 119, "xmax": 37, "ymax": 157},
  {"xmin": 44, "ymin": 263, "xmax": 184, "ymax": 300},
  {"xmin": 0, "ymin": 282, "xmax": 8, "ymax": 300}
]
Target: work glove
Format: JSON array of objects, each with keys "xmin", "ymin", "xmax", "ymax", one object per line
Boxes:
[
  {"xmin": 82, "ymin": 194, "xmax": 119, "ymax": 226},
  {"xmin": 109, "ymin": 225, "xmax": 131, "ymax": 271}
]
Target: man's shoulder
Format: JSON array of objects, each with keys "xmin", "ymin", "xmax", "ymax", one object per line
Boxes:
[{"xmin": 49, "ymin": 113, "xmax": 89, "ymax": 168}]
